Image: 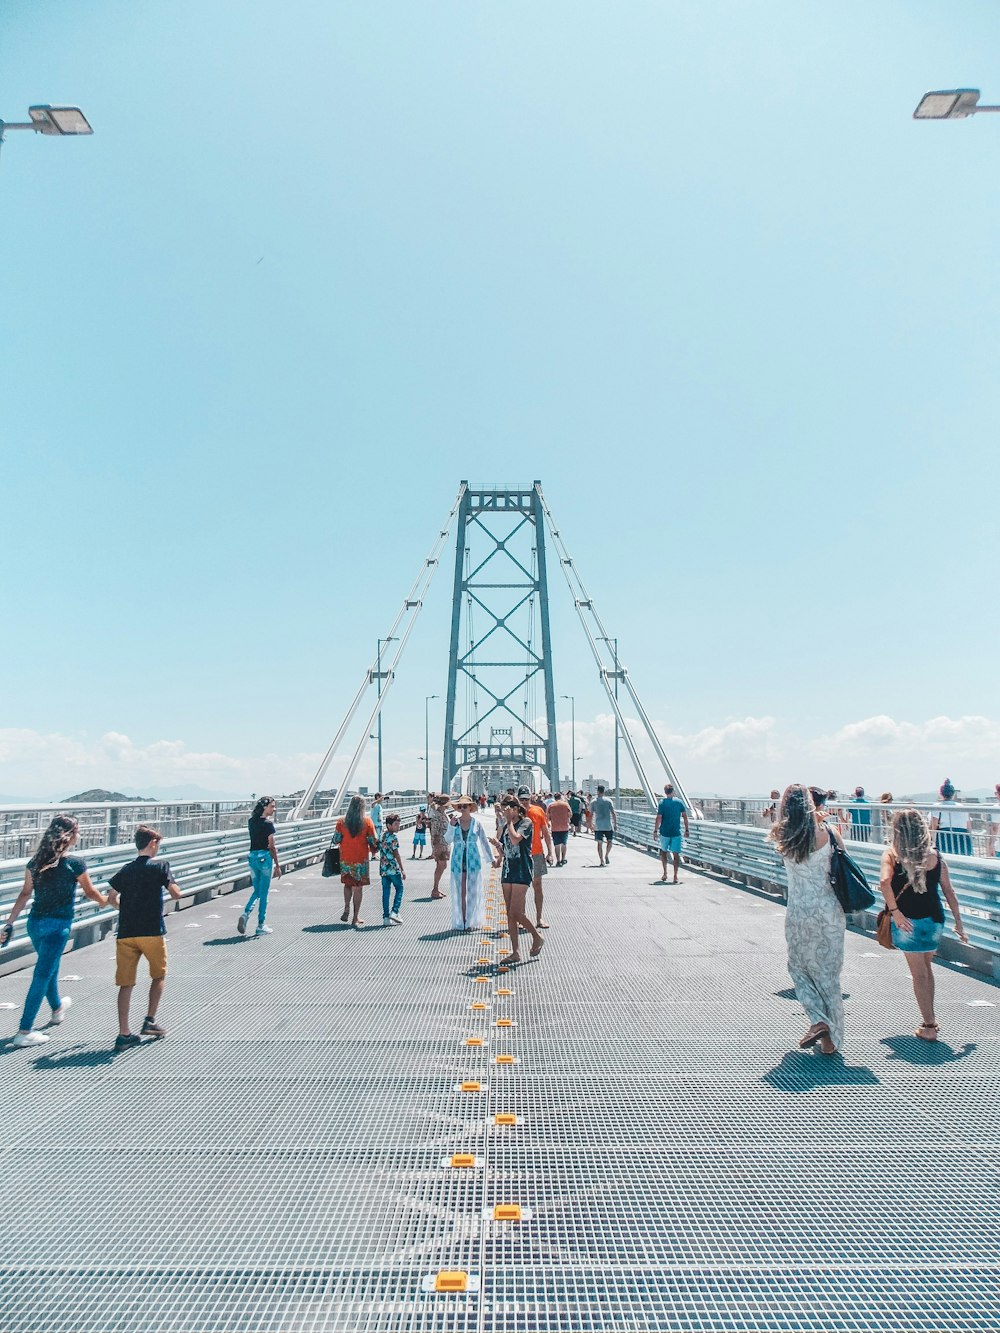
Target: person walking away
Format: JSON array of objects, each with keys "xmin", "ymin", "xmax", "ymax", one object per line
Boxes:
[
  {"xmin": 238, "ymin": 796, "xmax": 281, "ymax": 937},
  {"xmin": 411, "ymin": 805, "xmax": 428, "ymax": 859},
  {"xmin": 490, "ymin": 796, "xmax": 545, "ymax": 964},
  {"xmin": 568, "ymin": 790, "xmax": 583, "ymax": 837},
  {"xmin": 1, "ymin": 816, "xmax": 109, "ymax": 1047},
  {"xmin": 653, "ymin": 783, "xmax": 689, "ymax": 884},
  {"xmin": 847, "ymin": 786, "xmax": 872, "ymax": 843},
  {"xmin": 332, "ymin": 795, "xmax": 378, "ymax": 928},
  {"xmin": 520, "ymin": 788, "xmax": 554, "ymax": 927},
  {"xmin": 880, "ymin": 808, "xmax": 968, "ymax": 1040},
  {"xmin": 878, "ymin": 793, "xmax": 894, "ymax": 844},
  {"xmin": 370, "ymin": 794, "xmax": 384, "ymax": 856},
  {"xmin": 107, "ymin": 824, "xmax": 182, "ymax": 1049},
  {"xmin": 445, "ymin": 795, "xmax": 497, "ymax": 931},
  {"xmin": 989, "ymin": 784, "xmax": 1000, "ymax": 858},
  {"xmin": 428, "ymin": 794, "xmax": 451, "ymax": 899},
  {"xmin": 930, "ymin": 779, "xmax": 974, "ymax": 857},
  {"xmin": 547, "ymin": 792, "xmax": 572, "ymax": 866},
  {"xmin": 591, "ymin": 785, "xmax": 617, "ymax": 866},
  {"xmin": 379, "ymin": 814, "xmax": 406, "ymax": 924},
  {"xmin": 583, "ymin": 794, "xmax": 594, "ymax": 834},
  {"xmin": 769, "ymin": 784, "xmax": 845, "ymax": 1056}
]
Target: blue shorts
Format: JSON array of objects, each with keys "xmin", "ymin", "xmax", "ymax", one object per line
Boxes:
[
  {"xmin": 412, "ymin": 830, "xmax": 426, "ymax": 845},
  {"xmin": 891, "ymin": 917, "xmax": 944, "ymax": 954},
  {"xmin": 659, "ymin": 835, "xmax": 682, "ymax": 855}
]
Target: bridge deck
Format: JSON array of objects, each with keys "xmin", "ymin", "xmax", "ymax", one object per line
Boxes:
[{"xmin": 1, "ymin": 842, "xmax": 998, "ymax": 1331}]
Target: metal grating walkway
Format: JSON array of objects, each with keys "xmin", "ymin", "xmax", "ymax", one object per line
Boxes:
[{"xmin": 1, "ymin": 842, "xmax": 998, "ymax": 1331}]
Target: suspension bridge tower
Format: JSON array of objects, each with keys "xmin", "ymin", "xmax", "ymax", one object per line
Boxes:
[{"xmin": 441, "ymin": 482, "xmax": 560, "ymax": 794}]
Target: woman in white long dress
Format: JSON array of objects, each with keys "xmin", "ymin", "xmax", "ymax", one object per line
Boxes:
[
  {"xmin": 445, "ymin": 795, "xmax": 498, "ymax": 932},
  {"xmin": 770, "ymin": 783, "xmax": 846, "ymax": 1055}
]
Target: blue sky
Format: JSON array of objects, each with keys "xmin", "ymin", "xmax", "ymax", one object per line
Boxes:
[{"xmin": 2, "ymin": 1, "xmax": 997, "ymax": 800}]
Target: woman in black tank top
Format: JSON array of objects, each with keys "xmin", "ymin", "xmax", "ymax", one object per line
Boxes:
[{"xmin": 880, "ymin": 809, "xmax": 968, "ymax": 1041}]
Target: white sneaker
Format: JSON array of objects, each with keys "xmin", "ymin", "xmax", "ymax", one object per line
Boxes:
[
  {"xmin": 390, "ymin": 913, "xmax": 402, "ymax": 924},
  {"xmin": 383, "ymin": 916, "xmax": 392, "ymax": 924},
  {"xmin": 13, "ymin": 1030, "xmax": 49, "ymax": 1048},
  {"xmin": 51, "ymin": 996, "xmax": 73, "ymax": 1024},
  {"xmin": 237, "ymin": 912, "xmax": 248, "ymax": 935},
  {"xmin": 255, "ymin": 924, "xmax": 273, "ymax": 936}
]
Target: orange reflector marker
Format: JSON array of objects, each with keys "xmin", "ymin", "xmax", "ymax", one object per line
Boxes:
[
  {"xmin": 451, "ymin": 1153, "xmax": 476, "ymax": 1168},
  {"xmin": 498, "ymin": 966, "xmax": 509, "ymax": 973},
  {"xmin": 475, "ymin": 956, "xmax": 491, "ymax": 965},
  {"xmin": 470, "ymin": 1001, "xmax": 487, "ymax": 1011},
  {"xmin": 460, "ymin": 1080, "xmax": 482, "ymax": 1092},
  {"xmin": 474, "ymin": 976, "xmax": 490, "ymax": 984},
  {"xmin": 465, "ymin": 1037, "xmax": 484, "ymax": 1047},
  {"xmin": 435, "ymin": 1271, "xmax": 469, "ymax": 1292},
  {"xmin": 494, "ymin": 1113, "xmax": 518, "ymax": 1126},
  {"xmin": 495, "ymin": 1018, "xmax": 513, "ymax": 1027},
  {"xmin": 495, "ymin": 1053, "xmax": 517, "ymax": 1065},
  {"xmin": 493, "ymin": 1204, "xmax": 522, "ymax": 1221},
  {"xmin": 496, "ymin": 988, "xmax": 513, "ymax": 996}
]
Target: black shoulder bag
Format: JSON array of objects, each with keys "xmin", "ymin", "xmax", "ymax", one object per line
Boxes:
[
  {"xmin": 322, "ymin": 845, "xmax": 341, "ymax": 877},
  {"xmin": 828, "ymin": 836, "xmax": 876, "ymax": 914}
]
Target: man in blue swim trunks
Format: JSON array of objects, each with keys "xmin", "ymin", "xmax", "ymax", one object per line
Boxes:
[
  {"xmin": 411, "ymin": 806, "xmax": 428, "ymax": 860},
  {"xmin": 653, "ymin": 783, "xmax": 689, "ymax": 884}
]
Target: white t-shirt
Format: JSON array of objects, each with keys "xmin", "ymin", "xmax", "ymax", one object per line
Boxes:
[{"xmin": 932, "ymin": 800, "xmax": 969, "ymax": 831}]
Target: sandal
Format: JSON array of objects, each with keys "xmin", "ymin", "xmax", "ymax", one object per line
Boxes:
[
  {"xmin": 798, "ymin": 1025, "xmax": 830, "ymax": 1050},
  {"xmin": 916, "ymin": 1022, "xmax": 940, "ymax": 1041},
  {"xmin": 498, "ymin": 953, "xmax": 521, "ymax": 965},
  {"xmin": 529, "ymin": 937, "xmax": 545, "ymax": 958}
]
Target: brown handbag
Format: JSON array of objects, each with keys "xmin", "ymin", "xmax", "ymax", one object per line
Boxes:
[{"xmin": 876, "ymin": 907, "xmax": 895, "ymax": 950}]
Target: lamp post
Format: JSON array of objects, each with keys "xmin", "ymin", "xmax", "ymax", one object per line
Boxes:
[
  {"xmin": 375, "ymin": 637, "xmax": 397, "ymax": 794},
  {"xmin": 424, "ymin": 694, "xmax": 439, "ymax": 794},
  {"xmin": 560, "ymin": 695, "xmax": 576, "ymax": 789},
  {"xmin": 0, "ymin": 104, "xmax": 93, "ymax": 164},
  {"xmin": 913, "ymin": 89, "xmax": 1000, "ymax": 120}
]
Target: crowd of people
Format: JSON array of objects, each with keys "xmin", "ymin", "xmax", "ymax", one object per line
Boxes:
[{"xmin": 0, "ymin": 777, "xmax": 983, "ymax": 1055}]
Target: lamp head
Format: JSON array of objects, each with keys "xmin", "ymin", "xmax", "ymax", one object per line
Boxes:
[
  {"xmin": 913, "ymin": 89, "xmax": 981, "ymax": 121},
  {"xmin": 28, "ymin": 105, "xmax": 94, "ymax": 135}
]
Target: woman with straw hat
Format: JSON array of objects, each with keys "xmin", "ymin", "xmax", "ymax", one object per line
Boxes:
[{"xmin": 445, "ymin": 794, "xmax": 498, "ymax": 932}]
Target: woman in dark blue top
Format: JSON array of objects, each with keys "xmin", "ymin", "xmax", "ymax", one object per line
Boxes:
[{"xmin": 1, "ymin": 815, "xmax": 108, "ymax": 1048}]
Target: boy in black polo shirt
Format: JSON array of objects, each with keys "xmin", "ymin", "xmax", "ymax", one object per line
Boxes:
[{"xmin": 107, "ymin": 825, "xmax": 181, "ymax": 1050}]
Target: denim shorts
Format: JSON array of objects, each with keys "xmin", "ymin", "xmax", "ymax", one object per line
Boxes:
[{"xmin": 892, "ymin": 917, "xmax": 944, "ymax": 954}]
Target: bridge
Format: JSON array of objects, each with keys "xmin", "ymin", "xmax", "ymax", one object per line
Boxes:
[{"xmin": 3, "ymin": 481, "xmax": 999, "ymax": 1331}]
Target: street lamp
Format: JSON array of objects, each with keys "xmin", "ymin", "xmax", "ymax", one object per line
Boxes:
[
  {"xmin": 913, "ymin": 89, "xmax": 1000, "ymax": 120},
  {"xmin": 424, "ymin": 694, "xmax": 439, "ymax": 794},
  {"xmin": 374, "ymin": 637, "xmax": 397, "ymax": 794},
  {"xmin": 560, "ymin": 695, "xmax": 576, "ymax": 789},
  {"xmin": 0, "ymin": 104, "xmax": 93, "ymax": 160}
]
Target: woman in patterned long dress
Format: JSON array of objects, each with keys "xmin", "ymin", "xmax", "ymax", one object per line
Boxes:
[
  {"xmin": 444, "ymin": 795, "xmax": 498, "ymax": 932},
  {"xmin": 770, "ymin": 783, "xmax": 846, "ymax": 1055}
]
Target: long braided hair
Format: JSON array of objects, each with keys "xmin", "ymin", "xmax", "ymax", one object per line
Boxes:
[
  {"xmin": 890, "ymin": 808, "xmax": 932, "ymax": 894},
  {"xmin": 31, "ymin": 815, "xmax": 80, "ymax": 876},
  {"xmin": 769, "ymin": 784, "xmax": 817, "ymax": 864}
]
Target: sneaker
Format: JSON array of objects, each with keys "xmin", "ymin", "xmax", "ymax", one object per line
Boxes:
[
  {"xmin": 114, "ymin": 1033, "xmax": 141, "ymax": 1050},
  {"xmin": 51, "ymin": 996, "xmax": 73, "ymax": 1024},
  {"xmin": 141, "ymin": 1017, "xmax": 167, "ymax": 1039},
  {"xmin": 390, "ymin": 913, "xmax": 402, "ymax": 924},
  {"xmin": 12, "ymin": 1030, "xmax": 49, "ymax": 1048},
  {"xmin": 237, "ymin": 912, "xmax": 248, "ymax": 935},
  {"xmin": 255, "ymin": 924, "xmax": 273, "ymax": 936},
  {"xmin": 383, "ymin": 915, "xmax": 391, "ymax": 925}
]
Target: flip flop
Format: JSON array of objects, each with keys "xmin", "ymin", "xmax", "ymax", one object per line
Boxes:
[{"xmin": 529, "ymin": 938, "xmax": 545, "ymax": 957}]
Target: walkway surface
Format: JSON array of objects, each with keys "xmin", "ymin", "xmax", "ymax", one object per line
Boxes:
[{"xmin": 1, "ymin": 840, "xmax": 998, "ymax": 1332}]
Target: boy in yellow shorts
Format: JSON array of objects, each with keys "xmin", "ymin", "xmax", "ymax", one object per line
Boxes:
[{"xmin": 107, "ymin": 825, "xmax": 181, "ymax": 1050}]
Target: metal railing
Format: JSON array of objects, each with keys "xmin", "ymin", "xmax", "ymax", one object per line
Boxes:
[
  {"xmin": 0, "ymin": 803, "xmax": 423, "ymax": 974},
  {"xmin": 617, "ymin": 811, "xmax": 1000, "ymax": 978}
]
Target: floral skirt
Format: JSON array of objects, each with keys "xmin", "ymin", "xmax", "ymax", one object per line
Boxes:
[{"xmin": 341, "ymin": 862, "xmax": 370, "ymax": 889}]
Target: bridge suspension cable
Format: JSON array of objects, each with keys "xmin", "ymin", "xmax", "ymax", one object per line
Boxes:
[{"xmin": 288, "ymin": 484, "xmax": 467, "ymax": 821}]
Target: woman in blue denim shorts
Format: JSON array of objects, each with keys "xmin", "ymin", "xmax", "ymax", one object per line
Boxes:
[{"xmin": 880, "ymin": 808, "xmax": 968, "ymax": 1041}]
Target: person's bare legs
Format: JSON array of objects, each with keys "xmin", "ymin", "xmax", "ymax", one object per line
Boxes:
[
  {"xmin": 501, "ymin": 883, "xmax": 542, "ymax": 961},
  {"xmin": 461, "ymin": 871, "xmax": 469, "ymax": 930},
  {"xmin": 351, "ymin": 885, "xmax": 364, "ymax": 926},
  {"xmin": 533, "ymin": 877, "xmax": 549, "ymax": 929},
  {"xmin": 596, "ymin": 836, "xmax": 607, "ymax": 866},
  {"xmin": 658, "ymin": 850, "xmax": 669, "ymax": 881},
  {"xmin": 431, "ymin": 854, "xmax": 447, "ymax": 898},
  {"xmin": 904, "ymin": 952, "xmax": 937, "ymax": 1034},
  {"xmin": 146, "ymin": 976, "xmax": 165, "ymax": 1021},
  {"xmin": 117, "ymin": 985, "xmax": 134, "ymax": 1037},
  {"xmin": 341, "ymin": 884, "xmax": 351, "ymax": 922},
  {"xmin": 672, "ymin": 851, "xmax": 682, "ymax": 884}
]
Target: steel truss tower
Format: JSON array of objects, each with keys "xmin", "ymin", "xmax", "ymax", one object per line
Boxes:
[{"xmin": 441, "ymin": 482, "xmax": 560, "ymax": 793}]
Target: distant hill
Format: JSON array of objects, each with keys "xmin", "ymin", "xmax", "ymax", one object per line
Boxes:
[{"xmin": 61, "ymin": 788, "xmax": 155, "ymax": 803}]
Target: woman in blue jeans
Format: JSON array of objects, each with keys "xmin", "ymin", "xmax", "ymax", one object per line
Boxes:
[
  {"xmin": 1, "ymin": 815, "xmax": 109, "ymax": 1048},
  {"xmin": 238, "ymin": 796, "xmax": 281, "ymax": 937}
]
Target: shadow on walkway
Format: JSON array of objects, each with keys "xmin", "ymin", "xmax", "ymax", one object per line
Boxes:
[
  {"xmin": 301, "ymin": 923, "xmax": 353, "ymax": 934},
  {"xmin": 763, "ymin": 1049, "xmax": 880, "ymax": 1092},
  {"xmin": 202, "ymin": 937, "xmax": 244, "ymax": 947},
  {"xmin": 880, "ymin": 1035, "xmax": 977, "ymax": 1065}
]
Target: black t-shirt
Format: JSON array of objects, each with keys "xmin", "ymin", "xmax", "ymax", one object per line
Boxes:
[
  {"xmin": 890, "ymin": 858, "xmax": 945, "ymax": 924},
  {"xmin": 248, "ymin": 815, "xmax": 276, "ymax": 851},
  {"xmin": 108, "ymin": 856, "xmax": 174, "ymax": 937},
  {"xmin": 500, "ymin": 818, "xmax": 534, "ymax": 885},
  {"xmin": 27, "ymin": 855, "xmax": 87, "ymax": 920}
]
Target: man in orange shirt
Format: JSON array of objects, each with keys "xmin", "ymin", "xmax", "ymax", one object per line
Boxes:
[{"xmin": 518, "ymin": 787, "xmax": 554, "ymax": 930}]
